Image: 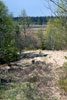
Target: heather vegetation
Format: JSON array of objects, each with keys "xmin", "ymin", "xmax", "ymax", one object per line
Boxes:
[{"xmin": 58, "ymin": 62, "xmax": 67, "ymax": 93}]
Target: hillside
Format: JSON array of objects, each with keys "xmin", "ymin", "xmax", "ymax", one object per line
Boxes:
[{"xmin": 0, "ymin": 50, "xmax": 67, "ymax": 100}]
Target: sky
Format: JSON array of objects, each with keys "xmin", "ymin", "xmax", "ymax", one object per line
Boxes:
[{"xmin": 1, "ymin": 0, "xmax": 55, "ymax": 17}]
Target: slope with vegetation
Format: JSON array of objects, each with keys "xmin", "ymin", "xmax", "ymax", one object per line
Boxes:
[{"xmin": 0, "ymin": 0, "xmax": 67, "ymax": 100}]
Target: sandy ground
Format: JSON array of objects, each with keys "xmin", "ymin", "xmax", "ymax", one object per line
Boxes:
[
  {"xmin": 23, "ymin": 50, "xmax": 67, "ymax": 66},
  {"xmin": 0, "ymin": 50, "xmax": 67, "ymax": 69},
  {"xmin": 21, "ymin": 50, "xmax": 67, "ymax": 100},
  {"xmin": 43, "ymin": 50, "xmax": 67, "ymax": 66},
  {"xmin": 0, "ymin": 50, "xmax": 67, "ymax": 100}
]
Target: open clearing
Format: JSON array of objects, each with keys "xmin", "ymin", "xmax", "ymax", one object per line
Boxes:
[{"xmin": 0, "ymin": 50, "xmax": 67, "ymax": 100}]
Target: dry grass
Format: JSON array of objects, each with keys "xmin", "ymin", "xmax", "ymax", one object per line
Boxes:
[{"xmin": 0, "ymin": 50, "xmax": 67, "ymax": 100}]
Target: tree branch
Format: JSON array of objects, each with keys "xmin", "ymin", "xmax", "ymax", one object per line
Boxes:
[{"xmin": 49, "ymin": 0, "xmax": 67, "ymax": 12}]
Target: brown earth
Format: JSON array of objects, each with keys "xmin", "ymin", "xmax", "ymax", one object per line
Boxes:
[{"xmin": 0, "ymin": 50, "xmax": 67, "ymax": 100}]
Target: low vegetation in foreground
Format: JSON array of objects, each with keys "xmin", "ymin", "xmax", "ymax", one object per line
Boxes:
[
  {"xmin": 0, "ymin": 0, "xmax": 67, "ymax": 100},
  {"xmin": 58, "ymin": 62, "xmax": 67, "ymax": 93},
  {"xmin": 0, "ymin": 57, "xmax": 59, "ymax": 100}
]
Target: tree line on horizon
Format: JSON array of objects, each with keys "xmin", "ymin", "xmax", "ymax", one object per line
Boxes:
[{"xmin": 14, "ymin": 16, "xmax": 56, "ymax": 25}]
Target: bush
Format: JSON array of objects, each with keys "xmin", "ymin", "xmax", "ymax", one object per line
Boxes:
[
  {"xmin": 58, "ymin": 79, "xmax": 67, "ymax": 92},
  {"xmin": 28, "ymin": 75, "xmax": 39, "ymax": 83},
  {"xmin": 37, "ymin": 29, "xmax": 45, "ymax": 50},
  {"xmin": 58, "ymin": 63, "xmax": 67, "ymax": 93},
  {"xmin": 28, "ymin": 44, "xmax": 36, "ymax": 50},
  {"xmin": 0, "ymin": 47, "xmax": 19, "ymax": 64},
  {"xmin": 64, "ymin": 56, "xmax": 67, "ymax": 59},
  {"xmin": 40, "ymin": 41, "xmax": 45, "ymax": 50}
]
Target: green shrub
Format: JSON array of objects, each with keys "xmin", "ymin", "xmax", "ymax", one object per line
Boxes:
[
  {"xmin": 64, "ymin": 56, "xmax": 67, "ymax": 59},
  {"xmin": 28, "ymin": 44, "xmax": 36, "ymax": 50},
  {"xmin": 0, "ymin": 47, "xmax": 19, "ymax": 64},
  {"xmin": 28, "ymin": 75, "xmax": 39, "ymax": 83},
  {"xmin": 63, "ymin": 62, "xmax": 67, "ymax": 76},
  {"xmin": 58, "ymin": 79, "xmax": 67, "ymax": 92},
  {"xmin": 58, "ymin": 63, "xmax": 67, "ymax": 93},
  {"xmin": 40, "ymin": 41, "xmax": 45, "ymax": 50},
  {"xmin": 23, "ymin": 82, "xmax": 43, "ymax": 100}
]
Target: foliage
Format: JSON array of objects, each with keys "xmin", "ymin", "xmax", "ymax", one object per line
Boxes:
[
  {"xmin": 0, "ymin": 1, "xmax": 19, "ymax": 64},
  {"xmin": 64, "ymin": 56, "xmax": 67, "ymax": 59},
  {"xmin": 1, "ymin": 46, "xmax": 19, "ymax": 63},
  {"xmin": 44, "ymin": 18, "xmax": 67, "ymax": 50},
  {"xmin": 23, "ymin": 82, "xmax": 43, "ymax": 100},
  {"xmin": 58, "ymin": 79, "xmax": 67, "ymax": 92},
  {"xmin": 57, "ymin": 0, "xmax": 67, "ymax": 16},
  {"xmin": 37, "ymin": 29, "xmax": 45, "ymax": 50},
  {"xmin": 58, "ymin": 62, "xmax": 67, "ymax": 93},
  {"xmin": 57, "ymin": 0, "xmax": 67, "ymax": 43},
  {"xmin": 0, "ymin": 82, "xmax": 43, "ymax": 100},
  {"xmin": 15, "ymin": 24, "xmax": 24, "ymax": 54},
  {"xmin": 28, "ymin": 44, "xmax": 36, "ymax": 50},
  {"xmin": 24, "ymin": 32, "xmax": 40, "ymax": 49},
  {"xmin": 28, "ymin": 75, "xmax": 39, "ymax": 83}
]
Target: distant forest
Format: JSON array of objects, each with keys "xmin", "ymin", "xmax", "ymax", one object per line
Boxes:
[{"xmin": 14, "ymin": 16, "xmax": 56, "ymax": 25}]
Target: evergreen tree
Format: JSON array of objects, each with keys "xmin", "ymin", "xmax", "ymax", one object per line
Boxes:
[{"xmin": 0, "ymin": 1, "xmax": 18, "ymax": 64}]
